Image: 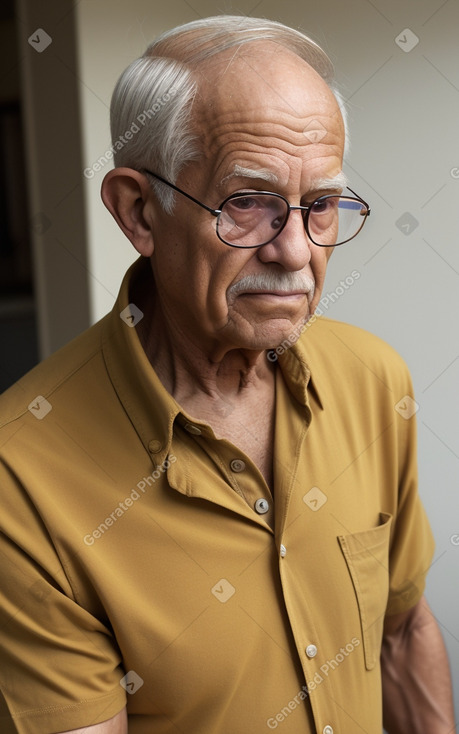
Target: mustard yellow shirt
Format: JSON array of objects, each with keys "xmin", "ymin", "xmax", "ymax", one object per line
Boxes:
[{"xmin": 0, "ymin": 258, "xmax": 434, "ymax": 734}]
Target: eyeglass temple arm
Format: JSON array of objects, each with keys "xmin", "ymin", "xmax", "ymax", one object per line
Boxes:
[
  {"xmin": 143, "ymin": 170, "xmax": 220, "ymax": 217},
  {"xmin": 345, "ymin": 186, "xmax": 371, "ymax": 216},
  {"xmin": 144, "ymin": 171, "xmax": 370, "ymax": 220}
]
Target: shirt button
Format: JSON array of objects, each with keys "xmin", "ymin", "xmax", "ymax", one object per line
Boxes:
[
  {"xmin": 306, "ymin": 644, "xmax": 318, "ymax": 658},
  {"xmin": 230, "ymin": 459, "xmax": 246, "ymax": 472},
  {"xmin": 184, "ymin": 422, "xmax": 202, "ymax": 435},
  {"xmin": 323, "ymin": 727, "xmax": 334, "ymax": 734},
  {"xmin": 148, "ymin": 439, "xmax": 162, "ymax": 453},
  {"xmin": 280, "ymin": 544, "xmax": 287, "ymax": 557},
  {"xmin": 254, "ymin": 498, "xmax": 270, "ymax": 514}
]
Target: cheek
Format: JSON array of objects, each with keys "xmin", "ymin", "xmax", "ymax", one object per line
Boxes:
[
  {"xmin": 152, "ymin": 217, "xmax": 216, "ymax": 289},
  {"xmin": 151, "ymin": 210, "xmax": 262, "ymax": 320},
  {"xmin": 174, "ymin": 246, "xmax": 254, "ymax": 324},
  {"xmin": 207, "ymin": 252, "xmax": 256, "ymax": 309},
  {"xmin": 309, "ymin": 246, "xmax": 332, "ymax": 307},
  {"xmin": 310, "ymin": 245, "xmax": 332, "ymax": 281}
]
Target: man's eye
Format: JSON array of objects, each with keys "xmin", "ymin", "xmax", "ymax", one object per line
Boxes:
[
  {"xmin": 310, "ymin": 197, "xmax": 338, "ymax": 214},
  {"xmin": 229, "ymin": 197, "xmax": 258, "ymax": 210},
  {"xmin": 310, "ymin": 199, "xmax": 328, "ymax": 212}
]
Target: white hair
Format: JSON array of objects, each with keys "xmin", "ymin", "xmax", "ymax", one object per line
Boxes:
[{"xmin": 110, "ymin": 15, "xmax": 349, "ymax": 213}]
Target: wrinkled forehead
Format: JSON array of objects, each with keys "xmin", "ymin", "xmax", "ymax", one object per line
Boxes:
[
  {"xmin": 188, "ymin": 42, "xmax": 345, "ymax": 189},
  {"xmin": 193, "ymin": 41, "xmax": 342, "ymax": 133}
]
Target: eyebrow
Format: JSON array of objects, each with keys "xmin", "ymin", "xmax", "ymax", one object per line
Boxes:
[
  {"xmin": 219, "ymin": 165, "xmax": 279, "ymax": 186},
  {"xmin": 219, "ymin": 166, "xmax": 348, "ymax": 193},
  {"xmin": 309, "ymin": 172, "xmax": 349, "ymax": 193}
]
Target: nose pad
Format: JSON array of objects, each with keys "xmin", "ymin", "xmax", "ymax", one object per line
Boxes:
[
  {"xmin": 258, "ymin": 210, "xmax": 312, "ymax": 270},
  {"xmin": 272, "ymin": 208, "xmax": 310, "ymax": 244}
]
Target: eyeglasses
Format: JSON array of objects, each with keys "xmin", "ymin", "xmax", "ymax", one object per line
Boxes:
[{"xmin": 144, "ymin": 170, "xmax": 371, "ymax": 249}]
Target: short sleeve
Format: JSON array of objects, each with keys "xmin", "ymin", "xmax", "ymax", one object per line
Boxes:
[
  {"xmin": 0, "ymin": 464, "xmax": 127, "ymax": 734},
  {"xmin": 386, "ymin": 376, "xmax": 435, "ymax": 616}
]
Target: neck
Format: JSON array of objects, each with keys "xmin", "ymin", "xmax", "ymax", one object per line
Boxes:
[
  {"xmin": 138, "ymin": 298, "xmax": 274, "ymax": 411},
  {"xmin": 131, "ymin": 260, "xmax": 276, "ymax": 421}
]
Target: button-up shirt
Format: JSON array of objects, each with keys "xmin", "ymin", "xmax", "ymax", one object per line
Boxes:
[{"xmin": 0, "ymin": 257, "xmax": 434, "ymax": 734}]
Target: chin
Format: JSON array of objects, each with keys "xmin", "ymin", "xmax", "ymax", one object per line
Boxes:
[{"xmin": 250, "ymin": 318, "xmax": 309, "ymax": 351}]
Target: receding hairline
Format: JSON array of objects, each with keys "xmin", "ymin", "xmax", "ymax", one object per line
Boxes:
[
  {"xmin": 143, "ymin": 15, "xmax": 335, "ymax": 83},
  {"xmin": 142, "ymin": 16, "xmax": 341, "ymax": 141}
]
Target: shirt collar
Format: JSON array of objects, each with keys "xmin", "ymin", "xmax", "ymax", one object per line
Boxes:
[
  {"xmin": 278, "ymin": 328, "xmax": 324, "ymax": 411},
  {"xmin": 102, "ymin": 257, "xmax": 324, "ymax": 460},
  {"xmin": 101, "ymin": 258, "xmax": 180, "ymax": 466}
]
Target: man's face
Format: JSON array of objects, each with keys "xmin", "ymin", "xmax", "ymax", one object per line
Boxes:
[{"xmin": 147, "ymin": 43, "xmax": 345, "ymax": 360}]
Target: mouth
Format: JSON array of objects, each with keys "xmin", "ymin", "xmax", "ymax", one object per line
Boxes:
[
  {"xmin": 240, "ymin": 289, "xmax": 307, "ymax": 296},
  {"xmin": 239, "ymin": 290, "xmax": 309, "ymax": 302}
]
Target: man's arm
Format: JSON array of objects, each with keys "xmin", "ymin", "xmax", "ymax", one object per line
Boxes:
[
  {"xmin": 381, "ymin": 595, "xmax": 456, "ymax": 733},
  {"xmin": 59, "ymin": 708, "xmax": 128, "ymax": 734}
]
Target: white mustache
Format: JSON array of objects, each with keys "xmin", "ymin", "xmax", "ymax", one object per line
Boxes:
[{"xmin": 228, "ymin": 273, "xmax": 315, "ymax": 301}]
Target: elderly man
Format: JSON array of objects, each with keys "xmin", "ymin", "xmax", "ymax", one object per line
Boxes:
[{"xmin": 0, "ymin": 15, "xmax": 455, "ymax": 734}]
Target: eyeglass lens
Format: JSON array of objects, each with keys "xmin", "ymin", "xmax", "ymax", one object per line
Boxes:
[{"xmin": 216, "ymin": 194, "xmax": 367, "ymax": 247}]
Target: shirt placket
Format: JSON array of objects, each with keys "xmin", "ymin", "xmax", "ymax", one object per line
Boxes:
[{"xmin": 180, "ymin": 419, "xmax": 275, "ymax": 531}]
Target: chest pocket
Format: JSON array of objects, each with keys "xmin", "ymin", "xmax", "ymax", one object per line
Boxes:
[{"xmin": 338, "ymin": 512, "xmax": 392, "ymax": 671}]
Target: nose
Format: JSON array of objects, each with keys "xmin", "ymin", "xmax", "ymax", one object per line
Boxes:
[{"xmin": 256, "ymin": 209, "xmax": 312, "ymax": 271}]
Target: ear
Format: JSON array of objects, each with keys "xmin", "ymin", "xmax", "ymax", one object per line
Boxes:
[{"xmin": 101, "ymin": 168, "xmax": 156, "ymax": 257}]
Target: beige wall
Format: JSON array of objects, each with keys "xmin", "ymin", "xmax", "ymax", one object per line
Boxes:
[{"xmin": 21, "ymin": 0, "xmax": 459, "ymax": 714}]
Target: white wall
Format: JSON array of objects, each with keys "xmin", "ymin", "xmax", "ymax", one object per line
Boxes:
[{"xmin": 57, "ymin": 0, "xmax": 459, "ymax": 717}]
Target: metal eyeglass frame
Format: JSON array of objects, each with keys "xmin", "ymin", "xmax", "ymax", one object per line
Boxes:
[{"xmin": 143, "ymin": 169, "xmax": 371, "ymax": 249}]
